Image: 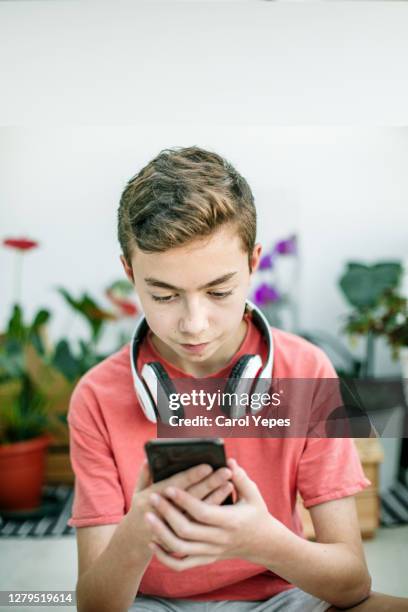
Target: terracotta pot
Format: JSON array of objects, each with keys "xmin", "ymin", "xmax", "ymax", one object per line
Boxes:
[{"xmin": 0, "ymin": 434, "xmax": 51, "ymax": 511}]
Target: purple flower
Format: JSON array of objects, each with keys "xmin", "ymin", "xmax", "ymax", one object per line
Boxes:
[
  {"xmin": 274, "ymin": 235, "xmax": 297, "ymax": 256},
  {"xmin": 259, "ymin": 253, "xmax": 274, "ymax": 271},
  {"xmin": 253, "ymin": 283, "xmax": 280, "ymax": 306}
]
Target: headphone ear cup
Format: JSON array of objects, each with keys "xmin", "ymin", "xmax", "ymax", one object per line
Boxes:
[
  {"xmin": 141, "ymin": 362, "xmax": 183, "ymax": 424},
  {"xmin": 222, "ymin": 355, "xmax": 262, "ymax": 418}
]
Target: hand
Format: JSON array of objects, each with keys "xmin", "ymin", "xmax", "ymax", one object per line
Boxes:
[
  {"xmin": 145, "ymin": 458, "xmax": 283, "ymax": 570},
  {"xmin": 128, "ymin": 461, "xmax": 233, "ymax": 554}
]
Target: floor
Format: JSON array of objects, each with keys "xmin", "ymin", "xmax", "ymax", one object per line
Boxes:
[{"xmin": 1, "ymin": 526, "xmax": 407, "ymax": 610}]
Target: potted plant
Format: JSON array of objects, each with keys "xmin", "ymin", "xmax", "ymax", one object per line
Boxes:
[
  {"xmin": 0, "ymin": 300, "xmax": 94, "ymax": 507},
  {"xmin": 1, "ymin": 235, "xmax": 139, "ymax": 496},
  {"xmin": 338, "ymin": 261, "xmax": 403, "ymax": 377},
  {"xmin": 0, "ymin": 303, "xmax": 54, "ymax": 511},
  {"xmin": 0, "ymin": 237, "xmax": 89, "ymax": 506},
  {"xmin": 0, "ymin": 237, "xmax": 53, "ymax": 511}
]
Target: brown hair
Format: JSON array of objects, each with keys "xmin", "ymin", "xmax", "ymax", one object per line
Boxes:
[{"xmin": 117, "ymin": 146, "xmax": 257, "ymax": 269}]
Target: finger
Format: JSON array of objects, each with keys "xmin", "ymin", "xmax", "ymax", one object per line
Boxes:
[
  {"xmin": 153, "ymin": 463, "xmax": 213, "ymax": 494},
  {"xmin": 144, "ymin": 512, "xmax": 221, "ymax": 557},
  {"xmin": 186, "ymin": 467, "xmax": 232, "ymax": 502},
  {"xmin": 150, "ymin": 542, "xmax": 218, "ymax": 571},
  {"xmin": 227, "ymin": 459, "xmax": 260, "ymax": 502},
  {"xmin": 204, "ymin": 482, "xmax": 234, "ymax": 505},
  {"xmin": 135, "ymin": 460, "xmax": 152, "ymax": 492},
  {"xmin": 149, "ymin": 493, "xmax": 223, "ymax": 544},
  {"xmin": 162, "ymin": 487, "xmax": 228, "ymax": 527}
]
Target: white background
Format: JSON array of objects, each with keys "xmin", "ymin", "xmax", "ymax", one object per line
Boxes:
[{"xmin": 1, "ymin": 1, "xmax": 408, "ymax": 125}]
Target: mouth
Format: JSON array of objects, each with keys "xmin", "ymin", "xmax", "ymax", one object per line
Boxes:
[{"xmin": 179, "ymin": 342, "xmax": 210, "ymax": 353}]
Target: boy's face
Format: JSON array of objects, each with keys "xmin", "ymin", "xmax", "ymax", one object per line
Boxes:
[{"xmin": 121, "ymin": 224, "xmax": 262, "ymax": 375}]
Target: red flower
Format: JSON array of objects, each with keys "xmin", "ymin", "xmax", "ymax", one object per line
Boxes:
[{"xmin": 3, "ymin": 237, "xmax": 39, "ymax": 251}]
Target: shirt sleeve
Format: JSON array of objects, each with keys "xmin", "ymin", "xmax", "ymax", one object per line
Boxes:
[
  {"xmin": 67, "ymin": 379, "xmax": 126, "ymax": 528},
  {"xmin": 297, "ymin": 346, "xmax": 372, "ymax": 508},
  {"xmin": 297, "ymin": 437, "xmax": 372, "ymax": 508}
]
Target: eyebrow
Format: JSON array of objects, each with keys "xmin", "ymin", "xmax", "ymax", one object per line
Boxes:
[{"xmin": 144, "ymin": 272, "xmax": 238, "ymax": 292}]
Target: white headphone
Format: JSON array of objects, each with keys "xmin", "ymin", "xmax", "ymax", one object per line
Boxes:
[{"xmin": 129, "ymin": 300, "xmax": 274, "ymax": 423}]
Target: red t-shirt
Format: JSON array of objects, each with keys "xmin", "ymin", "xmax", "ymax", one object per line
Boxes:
[{"xmin": 67, "ymin": 313, "xmax": 371, "ymax": 601}]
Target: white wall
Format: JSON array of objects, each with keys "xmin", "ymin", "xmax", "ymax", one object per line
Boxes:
[
  {"xmin": 1, "ymin": 126, "xmax": 407, "ymax": 376},
  {"xmin": 1, "ymin": 1, "xmax": 408, "ymax": 125}
]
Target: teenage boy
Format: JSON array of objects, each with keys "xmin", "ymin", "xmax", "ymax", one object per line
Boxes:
[{"xmin": 68, "ymin": 147, "xmax": 407, "ymax": 612}]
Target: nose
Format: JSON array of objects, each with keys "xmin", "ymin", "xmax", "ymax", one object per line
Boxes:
[{"xmin": 179, "ymin": 298, "xmax": 209, "ymax": 339}]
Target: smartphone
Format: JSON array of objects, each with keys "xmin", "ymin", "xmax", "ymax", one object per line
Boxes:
[{"xmin": 144, "ymin": 438, "xmax": 233, "ymax": 504}]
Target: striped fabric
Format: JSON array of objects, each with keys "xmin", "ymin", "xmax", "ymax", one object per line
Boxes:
[
  {"xmin": 380, "ymin": 481, "xmax": 408, "ymax": 526},
  {"xmin": 0, "ymin": 486, "xmax": 75, "ymax": 538}
]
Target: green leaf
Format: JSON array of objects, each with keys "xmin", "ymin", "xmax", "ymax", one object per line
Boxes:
[
  {"xmin": 7, "ymin": 304, "xmax": 25, "ymax": 342},
  {"xmin": 339, "ymin": 262, "xmax": 402, "ymax": 310},
  {"xmin": 57, "ymin": 287, "xmax": 115, "ymax": 343},
  {"xmin": 57, "ymin": 287, "xmax": 80, "ymax": 311},
  {"xmin": 52, "ymin": 340, "xmax": 80, "ymax": 382},
  {"xmin": 0, "ymin": 389, "xmax": 49, "ymax": 444},
  {"xmin": 31, "ymin": 309, "xmax": 51, "ymax": 331}
]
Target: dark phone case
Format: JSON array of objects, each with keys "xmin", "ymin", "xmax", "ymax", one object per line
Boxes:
[{"xmin": 144, "ymin": 438, "xmax": 233, "ymax": 504}]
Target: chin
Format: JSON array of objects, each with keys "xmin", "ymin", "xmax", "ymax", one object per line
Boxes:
[{"xmin": 185, "ymin": 352, "xmax": 211, "ymax": 361}]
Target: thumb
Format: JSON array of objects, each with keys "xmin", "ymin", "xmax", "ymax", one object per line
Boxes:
[
  {"xmin": 227, "ymin": 458, "xmax": 260, "ymax": 503},
  {"xmin": 135, "ymin": 459, "xmax": 152, "ymax": 492}
]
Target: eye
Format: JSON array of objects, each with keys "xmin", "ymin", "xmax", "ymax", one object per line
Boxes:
[
  {"xmin": 208, "ymin": 291, "xmax": 233, "ymax": 299},
  {"xmin": 151, "ymin": 294, "xmax": 177, "ymax": 303},
  {"xmin": 151, "ymin": 290, "xmax": 233, "ymax": 303}
]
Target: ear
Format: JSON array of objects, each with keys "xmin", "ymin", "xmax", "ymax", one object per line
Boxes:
[
  {"xmin": 249, "ymin": 243, "xmax": 262, "ymax": 275},
  {"xmin": 120, "ymin": 254, "xmax": 135, "ymax": 284}
]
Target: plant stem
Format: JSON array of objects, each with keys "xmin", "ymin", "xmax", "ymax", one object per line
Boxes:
[
  {"xmin": 365, "ymin": 331, "xmax": 375, "ymax": 377},
  {"xmin": 14, "ymin": 252, "xmax": 23, "ymax": 304}
]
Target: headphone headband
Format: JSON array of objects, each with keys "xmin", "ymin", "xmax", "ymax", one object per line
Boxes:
[{"xmin": 130, "ymin": 299, "xmax": 274, "ymax": 422}]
